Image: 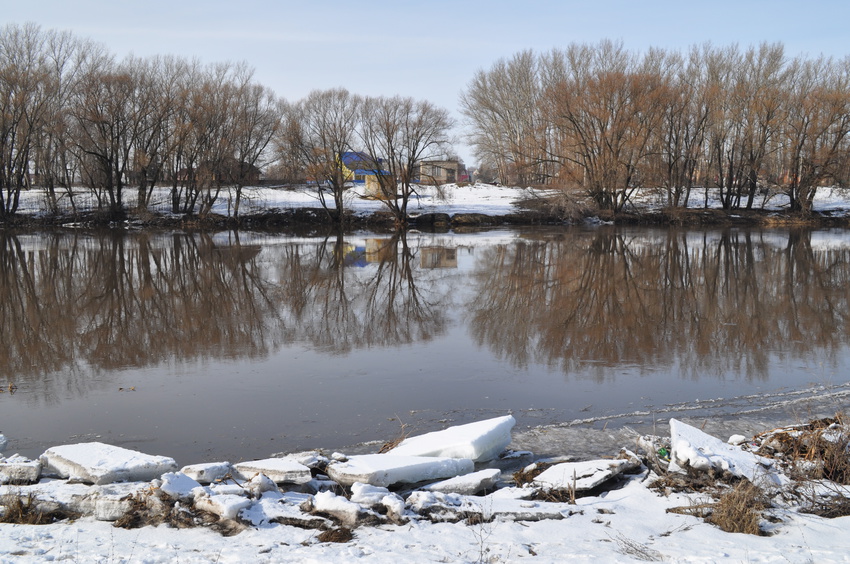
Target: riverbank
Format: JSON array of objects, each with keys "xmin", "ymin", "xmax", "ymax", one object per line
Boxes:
[{"xmin": 2, "ymin": 183, "xmax": 850, "ymax": 232}]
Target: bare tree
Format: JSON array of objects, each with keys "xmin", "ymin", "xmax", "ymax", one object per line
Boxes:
[
  {"xmin": 226, "ymin": 70, "xmax": 281, "ymax": 217},
  {"xmin": 358, "ymin": 95, "xmax": 454, "ymax": 226},
  {"xmin": 778, "ymin": 56, "xmax": 850, "ymax": 212},
  {"xmin": 460, "ymin": 51, "xmax": 550, "ymax": 185},
  {"xmin": 283, "ymin": 88, "xmax": 361, "ymax": 222},
  {"xmin": 548, "ymin": 41, "xmax": 666, "ymax": 211}
]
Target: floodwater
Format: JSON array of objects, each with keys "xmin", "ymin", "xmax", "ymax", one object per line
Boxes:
[{"xmin": 2, "ymin": 226, "xmax": 850, "ymax": 465}]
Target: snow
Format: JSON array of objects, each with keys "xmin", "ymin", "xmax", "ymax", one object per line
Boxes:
[
  {"xmin": 39, "ymin": 442, "xmax": 178, "ymax": 485},
  {"xmin": 388, "ymin": 415, "xmax": 515, "ymax": 462},
  {"xmin": 194, "ymin": 492, "xmax": 252, "ymax": 521},
  {"xmin": 326, "ymin": 454, "xmax": 475, "ymax": 488},
  {"xmin": 2, "ymin": 420, "xmax": 850, "ymax": 562},
  {"xmin": 669, "ymin": 418, "xmax": 788, "ymax": 487}
]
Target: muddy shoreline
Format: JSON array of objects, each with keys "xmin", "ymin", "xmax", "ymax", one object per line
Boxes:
[{"xmin": 2, "ymin": 206, "xmax": 849, "ymax": 233}]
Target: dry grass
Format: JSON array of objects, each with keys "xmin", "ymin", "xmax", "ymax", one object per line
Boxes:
[
  {"xmin": 755, "ymin": 414, "xmax": 850, "ymax": 484},
  {"xmin": 378, "ymin": 418, "xmax": 410, "ymax": 454},
  {"xmin": 512, "ymin": 462, "xmax": 554, "ymax": 487},
  {"xmin": 0, "ymin": 493, "xmax": 79, "ymax": 525},
  {"xmin": 667, "ymin": 480, "xmax": 768, "ymax": 535},
  {"xmin": 317, "ymin": 527, "xmax": 353, "ymax": 543},
  {"xmin": 707, "ymin": 481, "xmax": 768, "ymax": 535}
]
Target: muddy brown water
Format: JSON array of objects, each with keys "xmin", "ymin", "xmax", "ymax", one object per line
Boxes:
[{"xmin": 1, "ymin": 226, "xmax": 849, "ymax": 466}]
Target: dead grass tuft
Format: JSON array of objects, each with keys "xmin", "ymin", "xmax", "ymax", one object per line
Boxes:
[
  {"xmin": 707, "ymin": 481, "xmax": 768, "ymax": 535},
  {"xmin": 667, "ymin": 480, "xmax": 768, "ymax": 535},
  {"xmin": 378, "ymin": 418, "xmax": 410, "ymax": 454},
  {"xmin": 0, "ymin": 493, "xmax": 79, "ymax": 525},
  {"xmin": 317, "ymin": 527, "xmax": 353, "ymax": 543},
  {"xmin": 512, "ymin": 462, "xmax": 554, "ymax": 487},
  {"xmin": 755, "ymin": 414, "xmax": 850, "ymax": 484}
]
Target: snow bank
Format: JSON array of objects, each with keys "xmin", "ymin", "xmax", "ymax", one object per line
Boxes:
[
  {"xmin": 40, "ymin": 442, "xmax": 177, "ymax": 485},
  {"xmin": 326, "ymin": 454, "xmax": 474, "ymax": 487},
  {"xmin": 388, "ymin": 415, "xmax": 515, "ymax": 462},
  {"xmin": 669, "ymin": 418, "xmax": 788, "ymax": 487}
]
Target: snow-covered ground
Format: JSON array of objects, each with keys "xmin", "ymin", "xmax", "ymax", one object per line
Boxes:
[
  {"xmin": 1, "ymin": 416, "xmax": 850, "ymax": 563},
  {"xmin": 13, "ymin": 181, "xmax": 850, "ymax": 219}
]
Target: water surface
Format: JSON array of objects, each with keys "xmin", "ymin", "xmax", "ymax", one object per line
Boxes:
[{"xmin": 2, "ymin": 227, "xmax": 849, "ymax": 465}]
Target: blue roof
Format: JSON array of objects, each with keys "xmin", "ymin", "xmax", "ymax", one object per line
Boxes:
[{"xmin": 341, "ymin": 152, "xmax": 390, "ymax": 176}]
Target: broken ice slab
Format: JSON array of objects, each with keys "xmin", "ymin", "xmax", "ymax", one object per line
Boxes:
[
  {"xmin": 532, "ymin": 458, "xmax": 640, "ymax": 492},
  {"xmin": 0, "ymin": 480, "xmax": 149, "ymax": 521},
  {"xmin": 326, "ymin": 454, "xmax": 474, "ymax": 487},
  {"xmin": 159, "ymin": 472, "xmax": 202, "ymax": 501},
  {"xmin": 233, "ymin": 458, "xmax": 312, "ymax": 485},
  {"xmin": 194, "ymin": 492, "xmax": 253, "ymax": 520},
  {"xmin": 669, "ymin": 418, "xmax": 788, "ymax": 487},
  {"xmin": 407, "ymin": 490, "xmax": 575, "ymax": 523},
  {"xmin": 180, "ymin": 462, "xmax": 232, "ymax": 484},
  {"xmin": 389, "ymin": 415, "xmax": 515, "ymax": 462},
  {"xmin": 422, "ymin": 468, "xmax": 502, "ymax": 495},
  {"xmin": 40, "ymin": 442, "xmax": 178, "ymax": 485},
  {"xmin": 0, "ymin": 455, "xmax": 41, "ymax": 484}
]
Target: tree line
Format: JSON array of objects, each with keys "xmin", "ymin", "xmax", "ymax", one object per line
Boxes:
[
  {"xmin": 461, "ymin": 41, "xmax": 850, "ymax": 213},
  {"xmin": 0, "ymin": 23, "xmax": 453, "ymax": 224},
  {"xmin": 5, "ymin": 24, "xmax": 850, "ymax": 222}
]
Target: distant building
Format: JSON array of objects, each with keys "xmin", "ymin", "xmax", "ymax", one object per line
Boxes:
[
  {"xmin": 416, "ymin": 159, "xmax": 467, "ymax": 185},
  {"xmin": 340, "ymin": 152, "xmax": 391, "ymax": 198}
]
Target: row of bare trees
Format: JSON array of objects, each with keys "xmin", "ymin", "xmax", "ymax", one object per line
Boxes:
[
  {"xmin": 0, "ymin": 24, "xmax": 454, "ymax": 223},
  {"xmin": 0, "ymin": 24, "xmax": 281, "ymax": 218},
  {"xmin": 462, "ymin": 41, "xmax": 850, "ymax": 213}
]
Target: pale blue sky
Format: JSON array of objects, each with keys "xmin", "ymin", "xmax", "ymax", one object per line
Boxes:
[{"xmin": 7, "ymin": 1, "xmax": 850, "ymax": 162}]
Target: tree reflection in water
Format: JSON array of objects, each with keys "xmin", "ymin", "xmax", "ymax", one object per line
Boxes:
[
  {"xmin": 2, "ymin": 227, "xmax": 850, "ymax": 404},
  {"xmin": 469, "ymin": 228, "xmax": 850, "ymax": 381},
  {"xmin": 0, "ymin": 230, "xmax": 450, "ymax": 401}
]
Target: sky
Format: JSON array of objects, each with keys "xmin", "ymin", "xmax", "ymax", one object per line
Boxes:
[{"xmin": 6, "ymin": 0, "xmax": 850, "ymax": 165}]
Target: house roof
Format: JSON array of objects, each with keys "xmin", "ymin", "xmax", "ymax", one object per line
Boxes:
[{"xmin": 341, "ymin": 152, "xmax": 390, "ymax": 176}]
